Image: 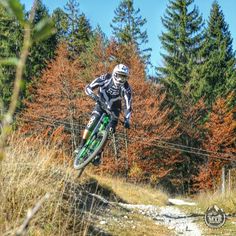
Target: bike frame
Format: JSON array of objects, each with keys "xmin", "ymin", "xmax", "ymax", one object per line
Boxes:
[{"xmin": 79, "ymin": 111, "xmax": 110, "ymax": 158}]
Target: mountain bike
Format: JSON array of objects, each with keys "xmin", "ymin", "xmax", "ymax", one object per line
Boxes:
[{"xmin": 74, "ymin": 97, "xmax": 114, "ymax": 173}]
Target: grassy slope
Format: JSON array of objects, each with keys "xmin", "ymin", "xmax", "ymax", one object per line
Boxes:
[
  {"xmin": 87, "ymin": 171, "xmax": 169, "ymax": 206},
  {"xmin": 2, "ymin": 136, "xmax": 236, "ymax": 235},
  {"xmin": 0, "ymin": 137, "xmax": 83, "ymax": 235},
  {"xmin": 0, "ymin": 136, "xmax": 173, "ymax": 236}
]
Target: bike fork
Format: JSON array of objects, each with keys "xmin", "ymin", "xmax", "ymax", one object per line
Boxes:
[{"xmin": 85, "ymin": 113, "xmax": 105, "ymax": 146}]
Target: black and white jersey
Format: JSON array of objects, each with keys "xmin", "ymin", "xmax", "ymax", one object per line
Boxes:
[{"xmin": 85, "ymin": 73, "xmax": 132, "ymax": 120}]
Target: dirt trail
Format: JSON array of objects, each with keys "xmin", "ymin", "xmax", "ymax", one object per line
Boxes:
[
  {"xmin": 118, "ymin": 199, "xmax": 201, "ymax": 236},
  {"xmin": 81, "ymin": 182, "xmax": 202, "ymax": 235}
]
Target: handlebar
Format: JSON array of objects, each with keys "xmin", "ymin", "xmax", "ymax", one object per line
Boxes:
[
  {"xmin": 92, "ymin": 95, "xmax": 112, "ymax": 116},
  {"xmin": 91, "ymin": 94, "xmax": 128, "ymax": 126}
]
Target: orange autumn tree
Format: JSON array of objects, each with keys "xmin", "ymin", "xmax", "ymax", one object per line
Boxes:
[
  {"xmin": 19, "ymin": 44, "xmax": 92, "ymax": 150},
  {"xmin": 19, "ymin": 36, "xmax": 118, "ymax": 151},
  {"xmin": 19, "ymin": 38, "xmax": 130, "ymax": 149},
  {"xmin": 99, "ymin": 42, "xmax": 180, "ymax": 190},
  {"xmin": 196, "ymin": 94, "xmax": 236, "ymax": 191}
]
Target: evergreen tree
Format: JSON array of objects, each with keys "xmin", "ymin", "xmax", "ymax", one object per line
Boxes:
[
  {"xmin": 76, "ymin": 13, "xmax": 92, "ymax": 54},
  {"xmin": 0, "ymin": 4, "xmax": 23, "ymax": 110},
  {"xmin": 158, "ymin": 0, "xmax": 207, "ymax": 193},
  {"xmin": 79, "ymin": 26, "xmax": 109, "ymax": 80},
  {"xmin": 110, "ymin": 0, "xmax": 151, "ymax": 65},
  {"xmin": 158, "ymin": 0, "xmax": 204, "ymax": 97},
  {"xmin": 52, "ymin": 8, "xmax": 69, "ymax": 42},
  {"xmin": 24, "ymin": 0, "xmax": 57, "ymax": 99},
  {"xmin": 198, "ymin": 1, "xmax": 236, "ymax": 104},
  {"xmin": 64, "ymin": 0, "xmax": 92, "ymax": 56}
]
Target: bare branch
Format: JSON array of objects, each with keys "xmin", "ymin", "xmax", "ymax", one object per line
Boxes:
[{"xmin": 15, "ymin": 193, "xmax": 50, "ymax": 236}]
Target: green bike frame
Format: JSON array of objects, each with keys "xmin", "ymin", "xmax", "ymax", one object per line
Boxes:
[{"xmin": 78, "ymin": 113, "xmax": 110, "ymax": 160}]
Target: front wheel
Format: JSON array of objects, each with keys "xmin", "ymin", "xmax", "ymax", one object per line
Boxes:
[{"xmin": 73, "ymin": 130, "xmax": 108, "ymax": 170}]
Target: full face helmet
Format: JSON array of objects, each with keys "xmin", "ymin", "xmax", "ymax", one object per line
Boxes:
[{"xmin": 112, "ymin": 64, "xmax": 129, "ymax": 86}]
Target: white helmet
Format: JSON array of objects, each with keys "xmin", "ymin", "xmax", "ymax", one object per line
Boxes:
[{"xmin": 112, "ymin": 64, "xmax": 129, "ymax": 85}]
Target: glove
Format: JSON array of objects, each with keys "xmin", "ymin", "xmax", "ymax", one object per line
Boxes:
[{"xmin": 124, "ymin": 119, "xmax": 130, "ymax": 129}]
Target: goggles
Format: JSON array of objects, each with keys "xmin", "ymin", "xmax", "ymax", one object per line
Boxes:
[{"xmin": 114, "ymin": 72, "xmax": 128, "ymax": 83}]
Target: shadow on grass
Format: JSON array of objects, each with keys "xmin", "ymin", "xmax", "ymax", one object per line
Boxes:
[{"xmin": 61, "ymin": 177, "xmax": 127, "ymax": 234}]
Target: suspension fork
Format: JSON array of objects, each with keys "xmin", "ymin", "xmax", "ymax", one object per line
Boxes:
[{"xmin": 85, "ymin": 113, "xmax": 105, "ymax": 145}]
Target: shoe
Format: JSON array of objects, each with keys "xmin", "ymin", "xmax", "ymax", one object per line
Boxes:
[{"xmin": 92, "ymin": 153, "xmax": 102, "ymax": 166}]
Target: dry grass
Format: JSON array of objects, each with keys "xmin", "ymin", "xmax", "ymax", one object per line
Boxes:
[
  {"xmin": 0, "ymin": 134, "xmax": 170, "ymax": 235},
  {"xmin": 195, "ymin": 190, "xmax": 236, "ymax": 214},
  {"xmin": 87, "ymin": 171, "xmax": 169, "ymax": 206},
  {"xmin": 0, "ymin": 135, "xmax": 105, "ymax": 235}
]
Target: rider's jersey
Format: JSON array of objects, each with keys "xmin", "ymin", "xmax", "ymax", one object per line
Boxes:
[{"xmin": 85, "ymin": 73, "xmax": 132, "ymax": 120}]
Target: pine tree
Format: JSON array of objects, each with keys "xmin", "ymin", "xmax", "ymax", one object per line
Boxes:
[
  {"xmin": 199, "ymin": 1, "xmax": 236, "ymax": 104},
  {"xmin": 75, "ymin": 13, "xmax": 92, "ymax": 53},
  {"xmin": 110, "ymin": 0, "xmax": 151, "ymax": 65},
  {"xmin": 0, "ymin": 4, "xmax": 23, "ymax": 110},
  {"xmin": 157, "ymin": 0, "xmax": 209, "ymax": 193},
  {"xmin": 52, "ymin": 8, "xmax": 69, "ymax": 42},
  {"xmin": 64, "ymin": 0, "xmax": 92, "ymax": 56},
  {"xmin": 158, "ymin": 0, "xmax": 204, "ymax": 97},
  {"xmin": 79, "ymin": 26, "xmax": 110, "ymax": 80}
]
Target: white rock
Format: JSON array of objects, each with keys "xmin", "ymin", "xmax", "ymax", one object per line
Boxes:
[{"xmin": 99, "ymin": 220, "xmax": 106, "ymax": 225}]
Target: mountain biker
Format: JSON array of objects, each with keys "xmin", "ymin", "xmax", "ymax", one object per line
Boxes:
[{"xmin": 76, "ymin": 64, "xmax": 132, "ymax": 166}]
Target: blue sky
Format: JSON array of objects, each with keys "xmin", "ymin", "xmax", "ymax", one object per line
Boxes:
[{"xmin": 20, "ymin": 0, "xmax": 236, "ymax": 74}]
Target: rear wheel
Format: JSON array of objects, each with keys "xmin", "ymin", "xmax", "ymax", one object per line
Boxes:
[{"xmin": 73, "ymin": 130, "xmax": 108, "ymax": 170}]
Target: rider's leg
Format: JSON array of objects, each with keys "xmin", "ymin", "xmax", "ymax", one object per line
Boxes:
[
  {"xmin": 79, "ymin": 116, "xmax": 96, "ymax": 147},
  {"xmin": 79, "ymin": 105, "xmax": 102, "ymax": 149},
  {"xmin": 108, "ymin": 101, "xmax": 121, "ymax": 133}
]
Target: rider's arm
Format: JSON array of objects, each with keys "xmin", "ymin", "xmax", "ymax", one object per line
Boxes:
[
  {"xmin": 85, "ymin": 74, "xmax": 107, "ymax": 99},
  {"xmin": 123, "ymin": 82, "xmax": 132, "ymax": 121}
]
